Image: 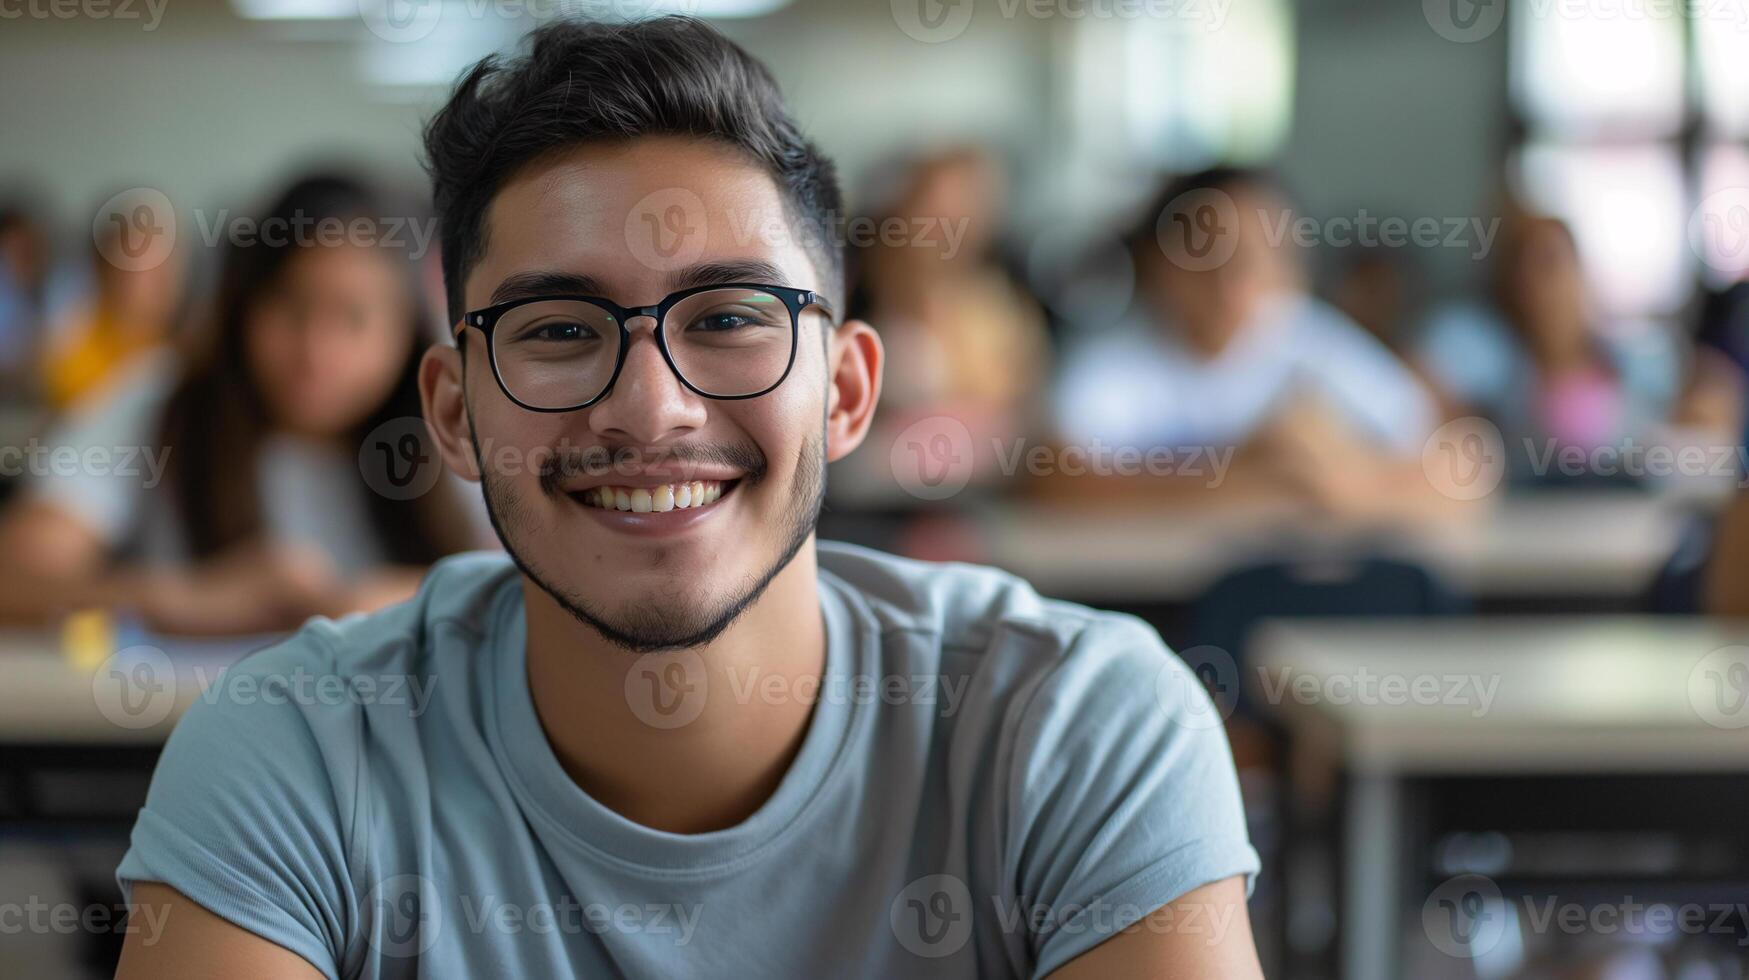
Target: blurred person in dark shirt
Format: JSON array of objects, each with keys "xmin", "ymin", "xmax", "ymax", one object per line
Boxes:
[{"xmin": 0, "ymin": 200, "xmax": 65, "ymax": 402}]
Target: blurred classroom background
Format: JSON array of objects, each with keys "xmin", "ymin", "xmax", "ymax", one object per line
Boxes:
[{"xmin": 7, "ymin": 0, "xmax": 1749, "ymax": 977}]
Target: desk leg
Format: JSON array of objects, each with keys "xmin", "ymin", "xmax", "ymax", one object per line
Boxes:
[{"xmin": 1344, "ymin": 773, "xmax": 1400, "ymax": 980}]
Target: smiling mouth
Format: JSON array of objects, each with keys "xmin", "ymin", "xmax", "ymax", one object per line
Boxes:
[{"xmin": 570, "ymin": 479, "xmax": 737, "ymax": 513}]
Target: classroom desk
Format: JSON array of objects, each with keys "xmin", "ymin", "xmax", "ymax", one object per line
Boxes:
[
  {"xmin": 1250, "ymin": 617, "xmax": 1749, "ymax": 980},
  {"xmin": 978, "ymin": 490, "xmax": 1694, "ymax": 604},
  {"xmin": 0, "ymin": 631, "xmax": 275, "ymax": 825}
]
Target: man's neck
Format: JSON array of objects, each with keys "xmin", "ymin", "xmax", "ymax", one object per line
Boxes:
[{"xmin": 521, "ymin": 542, "xmax": 827, "ymax": 834}]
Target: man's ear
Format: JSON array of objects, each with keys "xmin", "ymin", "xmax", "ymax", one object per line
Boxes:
[
  {"xmin": 420, "ymin": 342, "xmax": 482, "ymax": 482},
  {"xmin": 825, "ymin": 319, "xmax": 883, "ymax": 463}
]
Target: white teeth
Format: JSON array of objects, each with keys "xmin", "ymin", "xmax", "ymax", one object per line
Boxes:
[{"xmin": 579, "ymin": 480, "xmax": 726, "ymax": 512}]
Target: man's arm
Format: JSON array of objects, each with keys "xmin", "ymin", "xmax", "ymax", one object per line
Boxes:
[
  {"xmin": 1046, "ymin": 877, "xmax": 1263, "ymax": 980},
  {"xmin": 115, "ymin": 883, "xmax": 327, "ymax": 980}
]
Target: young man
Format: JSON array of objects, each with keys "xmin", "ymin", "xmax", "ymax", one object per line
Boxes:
[{"xmin": 115, "ymin": 17, "xmax": 1261, "ymax": 979}]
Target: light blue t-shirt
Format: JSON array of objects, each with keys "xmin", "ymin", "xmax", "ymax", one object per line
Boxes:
[{"xmin": 117, "ymin": 543, "xmax": 1259, "ymax": 979}]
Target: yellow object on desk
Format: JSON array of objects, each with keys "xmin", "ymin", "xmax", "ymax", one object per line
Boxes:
[{"xmin": 61, "ymin": 609, "xmax": 116, "ymax": 672}]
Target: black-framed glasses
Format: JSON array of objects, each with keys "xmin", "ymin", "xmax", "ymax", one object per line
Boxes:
[{"xmin": 454, "ymin": 282, "xmax": 832, "ymax": 412}]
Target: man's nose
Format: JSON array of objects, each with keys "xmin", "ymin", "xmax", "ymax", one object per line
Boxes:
[{"xmin": 584, "ymin": 317, "xmax": 708, "ymax": 444}]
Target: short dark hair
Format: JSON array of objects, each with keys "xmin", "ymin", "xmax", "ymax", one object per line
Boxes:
[{"xmin": 422, "ymin": 16, "xmax": 844, "ymax": 326}]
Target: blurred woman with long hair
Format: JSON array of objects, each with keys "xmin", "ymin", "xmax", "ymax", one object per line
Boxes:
[{"xmin": 0, "ymin": 172, "xmax": 483, "ymax": 634}]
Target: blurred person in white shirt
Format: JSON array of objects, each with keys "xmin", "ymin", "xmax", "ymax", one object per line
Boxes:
[{"xmin": 1050, "ymin": 167, "xmax": 1451, "ymax": 520}]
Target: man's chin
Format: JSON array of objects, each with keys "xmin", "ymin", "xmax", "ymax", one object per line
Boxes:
[{"xmin": 546, "ymin": 585, "xmax": 747, "ymax": 653}]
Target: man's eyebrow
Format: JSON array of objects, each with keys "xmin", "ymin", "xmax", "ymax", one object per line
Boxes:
[
  {"xmin": 486, "ymin": 260, "xmax": 795, "ymax": 309},
  {"xmin": 488, "ymin": 271, "xmax": 606, "ymax": 306},
  {"xmin": 666, "ymin": 260, "xmax": 791, "ymax": 293}
]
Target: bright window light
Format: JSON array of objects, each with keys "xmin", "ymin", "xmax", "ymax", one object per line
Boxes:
[
  {"xmin": 1516, "ymin": 142, "xmax": 1689, "ymax": 317},
  {"xmin": 1510, "ymin": 0, "xmax": 1683, "ymax": 138}
]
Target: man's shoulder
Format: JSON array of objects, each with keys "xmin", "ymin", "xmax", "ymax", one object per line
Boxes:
[
  {"xmin": 817, "ymin": 540, "xmax": 1168, "ymax": 669},
  {"xmin": 218, "ymin": 550, "xmax": 518, "ymax": 703}
]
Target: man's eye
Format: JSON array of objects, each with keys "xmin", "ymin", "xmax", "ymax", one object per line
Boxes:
[
  {"xmin": 690, "ymin": 313, "xmax": 758, "ymax": 332},
  {"xmin": 522, "ymin": 321, "xmax": 593, "ymax": 342}
]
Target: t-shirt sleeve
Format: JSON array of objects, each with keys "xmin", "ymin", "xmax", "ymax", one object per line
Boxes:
[
  {"xmin": 115, "ymin": 634, "xmax": 356, "ymax": 980},
  {"xmin": 1006, "ymin": 615, "xmax": 1260, "ymax": 978}
]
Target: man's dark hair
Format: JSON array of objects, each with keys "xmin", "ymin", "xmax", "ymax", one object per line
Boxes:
[{"xmin": 422, "ymin": 16, "xmax": 844, "ymax": 326}]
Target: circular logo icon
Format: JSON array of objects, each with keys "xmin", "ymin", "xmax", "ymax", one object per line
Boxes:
[
  {"xmin": 1421, "ymin": 873, "xmax": 1507, "ymax": 958},
  {"xmin": 624, "ymin": 650, "xmax": 709, "ymax": 730},
  {"xmin": 889, "ymin": 415, "xmax": 975, "ymax": 501},
  {"xmin": 365, "ymin": 874, "xmax": 443, "ymax": 958},
  {"xmin": 1422, "ymin": 416, "xmax": 1506, "ymax": 501},
  {"xmin": 1158, "ymin": 644, "xmax": 1240, "ymax": 730},
  {"xmin": 359, "ymin": 417, "xmax": 443, "ymax": 501},
  {"xmin": 1688, "ymin": 186, "xmax": 1749, "ymax": 277},
  {"xmin": 1423, "ymin": 0, "xmax": 1505, "ymax": 43},
  {"xmin": 625, "ymin": 187, "xmax": 708, "ymax": 273},
  {"xmin": 1689, "ymin": 646, "xmax": 1749, "ymax": 730},
  {"xmin": 1154, "ymin": 188, "xmax": 1240, "ymax": 272},
  {"xmin": 360, "ymin": 0, "xmax": 441, "ymax": 43},
  {"xmin": 93, "ymin": 188, "xmax": 176, "ymax": 274},
  {"xmin": 891, "ymin": 0, "xmax": 975, "ymax": 43},
  {"xmin": 889, "ymin": 873, "xmax": 973, "ymax": 958},
  {"xmin": 93, "ymin": 645, "xmax": 177, "ymax": 730}
]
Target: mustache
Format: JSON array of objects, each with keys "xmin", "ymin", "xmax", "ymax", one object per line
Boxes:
[{"xmin": 536, "ymin": 442, "xmax": 768, "ymax": 497}]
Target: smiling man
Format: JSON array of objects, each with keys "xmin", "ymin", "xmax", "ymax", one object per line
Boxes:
[{"xmin": 113, "ymin": 17, "xmax": 1262, "ymax": 979}]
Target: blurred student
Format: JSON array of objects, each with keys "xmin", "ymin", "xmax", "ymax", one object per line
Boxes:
[
  {"xmin": 850, "ymin": 146, "xmax": 1047, "ymax": 425},
  {"xmin": 1051, "ymin": 167, "xmax": 1445, "ymax": 518},
  {"xmin": 1329, "ymin": 245, "xmax": 1418, "ymax": 353},
  {"xmin": 1691, "ymin": 277, "xmax": 1749, "ymax": 447},
  {"xmin": 0, "ymin": 174, "xmax": 482, "ymax": 635},
  {"xmin": 39, "ymin": 199, "xmax": 186, "ymax": 411},
  {"xmin": 1417, "ymin": 210, "xmax": 1739, "ymax": 484},
  {"xmin": 1701, "ymin": 469, "xmax": 1749, "ymax": 616},
  {"xmin": 0, "ymin": 201, "xmax": 60, "ymax": 400}
]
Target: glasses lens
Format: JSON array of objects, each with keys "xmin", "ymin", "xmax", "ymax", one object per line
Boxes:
[
  {"xmin": 490, "ymin": 300, "xmax": 622, "ymax": 409},
  {"xmin": 664, "ymin": 288, "xmax": 795, "ymax": 397}
]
